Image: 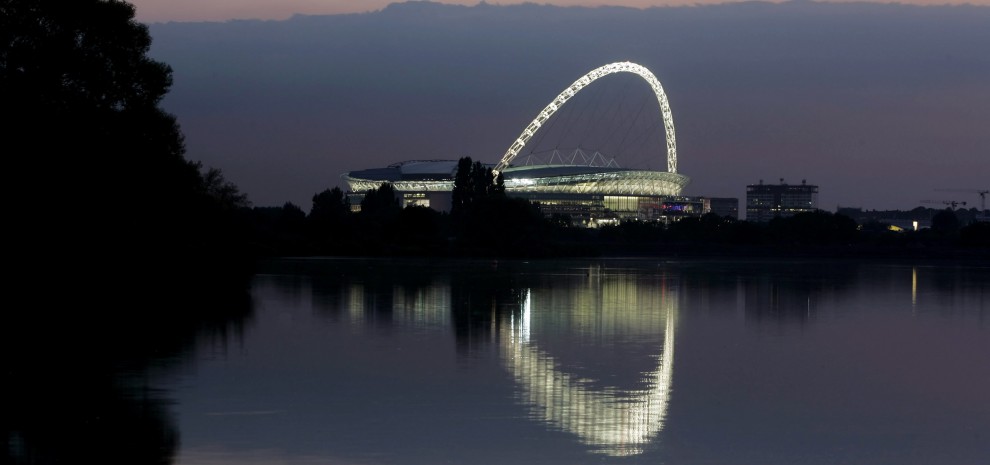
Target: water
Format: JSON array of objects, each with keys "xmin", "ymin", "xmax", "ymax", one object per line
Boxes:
[{"xmin": 161, "ymin": 258, "xmax": 988, "ymax": 464}]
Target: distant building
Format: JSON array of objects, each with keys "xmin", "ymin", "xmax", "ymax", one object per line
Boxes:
[
  {"xmin": 705, "ymin": 197, "xmax": 739, "ymax": 220},
  {"xmin": 746, "ymin": 179, "xmax": 818, "ymax": 222}
]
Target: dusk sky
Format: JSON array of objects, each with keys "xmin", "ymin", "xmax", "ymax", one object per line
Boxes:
[
  {"xmin": 132, "ymin": 0, "xmax": 990, "ymax": 22},
  {"xmin": 143, "ymin": 1, "xmax": 990, "ymax": 212}
]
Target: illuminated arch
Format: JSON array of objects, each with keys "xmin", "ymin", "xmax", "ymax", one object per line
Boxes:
[{"xmin": 494, "ymin": 61, "xmax": 678, "ymax": 174}]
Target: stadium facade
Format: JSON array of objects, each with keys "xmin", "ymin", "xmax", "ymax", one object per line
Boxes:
[
  {"xmin": 342, "ymin": 62, "xmax": 737, "ymax": 226},
  {"xmin": 342, "ymin": 159, "xmax": 736, "ymax": 226}
]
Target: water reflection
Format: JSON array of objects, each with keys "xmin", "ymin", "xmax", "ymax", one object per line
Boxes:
[
  {"xmin": 261, "ymin": 259, "xmax": 680, "ymax": 457},
  {"xmin": 912, "ymin": 266, "xmax": 918, "ymax": 309},
  {"xmin": 342, "ymin": 280, "xmax": 452, "ymax": 328},
  {"xmin": 500, "ymin": 282, "xmax": 676, "ymax": 457},
  {"xmin": 499, "ymin": 267, "xmax": 677, "ymax": 456},
  {"xmin": 3, "ymin": 281, "xmax": 253, "ymax": 465},
  {"xmin": 214, "ymin": 258, "xmax": 988, "ymax": 464}
]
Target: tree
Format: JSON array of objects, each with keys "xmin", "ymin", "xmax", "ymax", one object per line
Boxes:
[
  {"xmin": 2, "ymin": 0, "xmax": 190, "ymax": 183},
  {"xmin": 306, "ymin": 187, "xmax": 352, "ymax": 253},
  {"xmin": 3, "ymin": 4, "xmax": 255, "ymax": 463},
  {"xmin": 470, "ymin": 160, "xmax": 495, "ymax": 199},
  {"xmin": 931, "ymin": 208, "xmax": 961, "ymax": 235},
  {"xmin": 493, "ymin": 171, "xmax": 506, "ymax": 196},
  {"xmin": 451, "ymin": 156, "xmax": 504, "ymax": 218},
  {"xmin": 2, "ymin": 1, "xmax": 247, "ymax": 271},
  {"xmin": 959, "ymin": 221, "xmax": 990, "ymax": 247},
  {"xmin": 310, "ymin": 186, "xmax": 350, "ymax": 220},
  {"xmin": 768, "ymin": 211, "xmax": 857, "ymax": 245},
  {"xmin": 203, "ymin": 166, "xmax": 251, "ymax": 211},
  {"xmin": 451, "ymin": 157, "xmax": 476, "ymax": 216},
  {"xmin": 360, "ymin": 182, "xmax": 400, "ymax": 216},
  {"xmin": 353, "ymin": 183, "xmax": 402, "ymax": 253},
  {"xmin": 3, "ymin": 0, "xmax": 255, "ymax": 292},
  {"xmin": 448, "ymin": 157, "xmax": 550, "ymax": 254}
]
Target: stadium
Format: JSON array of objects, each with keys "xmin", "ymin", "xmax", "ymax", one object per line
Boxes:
[{"xmin": 342, "ymin": 62, "xmax": 726, "ymax": 226}]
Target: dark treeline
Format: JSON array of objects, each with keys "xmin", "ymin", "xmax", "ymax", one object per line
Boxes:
[
  {"xmin": 3, "ymin": 2, "xmax": 255, "ymax": 464},
  {"xmin": 242, "ymin": 157, "xmax": 556, "ymax": 258},
  {"xmin": 242, "ymin": 157, "xmax": 989, "ymax": 260},
  {"xmin": 4, "ymin": 0, "xmax": 255, "ymax": 300},
  {"xmin": 842, "ymin": 206, "xmax": 988, "ymax": 227},
  {"xmin": 3, "ymin": 0, "xmax": 259, "ymax": 330},
  {"xmin": 594, "ymin": 208, "xmax": 990, "ymax": 259}
]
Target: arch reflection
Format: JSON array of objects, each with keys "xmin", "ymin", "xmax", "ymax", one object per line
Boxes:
[{"xmin": 499, "ymin": 274, "xmax": 677, "ymax": 457}]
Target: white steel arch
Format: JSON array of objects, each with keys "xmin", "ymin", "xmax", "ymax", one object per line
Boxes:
[{"xmin": 494, "ymin": 61, "xmax": 678, "ymax": 174}]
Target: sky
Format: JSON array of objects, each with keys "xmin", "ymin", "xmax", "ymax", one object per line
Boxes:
[
  {"xmin": 143, "ymin": 1, "xmax": 990, "ymax": 212},
  {"xmin": 131, "ymin": 0, "xmax": 990, "ymax": 22}
]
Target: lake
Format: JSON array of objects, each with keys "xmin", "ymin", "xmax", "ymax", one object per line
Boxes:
[{"xmin": 160, "ymin": 257, "xmax": 987, "ymax": 465}]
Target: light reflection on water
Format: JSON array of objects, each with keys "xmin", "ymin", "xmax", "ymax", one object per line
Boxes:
[
  {"xmin": 501, "ymin": 285, "xmax": 676, "ymax": 456},
  {"xmin": 165, "ymin": 258, "xmax": 988, "ymax": 465}
]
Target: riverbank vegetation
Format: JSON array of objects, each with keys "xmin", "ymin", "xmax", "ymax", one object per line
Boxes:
[
  {"xmin": 4, "ymin": 0, "xmax": 254, "ymax": 302},
  {"xmin": 4, "ymin": 4, "xmax": 256, "ymax": 463}
]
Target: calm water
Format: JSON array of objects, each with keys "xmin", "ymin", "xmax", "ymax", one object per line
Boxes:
[{"xmin": 161, "ymin": 258, "xmax": 988, "ymax": 465}]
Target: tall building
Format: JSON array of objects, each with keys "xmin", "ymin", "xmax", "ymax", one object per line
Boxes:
[{"xmin": 746, "ymin": 179, "xmax": 818, "ymax": 222}]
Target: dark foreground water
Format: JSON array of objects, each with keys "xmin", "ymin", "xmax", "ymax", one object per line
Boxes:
[{"xmin": 59, "ymin": 258, "xmax": 990, "ymax": 464}]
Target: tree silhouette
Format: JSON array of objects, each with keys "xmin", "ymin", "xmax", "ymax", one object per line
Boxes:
[
  {"xmin": 310, "ymin": 187, "xmax": 350, "ymax": 221},
  {"xmin": 451, "ymin": 157, "xmax": 505, "ymax": 218},
  {"xmin": 451, "ymin": 157, "xmax": 476, "ymax": 217},
  {"xmin": 3, "ymin": 6, "xmax": 258, "ymax": 464},
  {"xmin": 959, "ymin": 221, "xmax": 990, "ymax": 248},
  {"xmin": 931, "ymin": 208, "xmax": 961, "ymax": 235},
  {"xmin": 305, "ymin": 187, "xmax": 352, "ymax": 253},
  {"xmin": 2, "ymin": 0, "xmax": 248, "ymax": 281},
  {"xmin": 360, "ymin": 182, "xmax": 401, "ymax": 216},
  {"xmin": 768, "ymin": 211, "xmax": 857, "ymax": 245},
  {"xmin": 448, "ymin": 157, "xmax": 549, "ymax": 255}
]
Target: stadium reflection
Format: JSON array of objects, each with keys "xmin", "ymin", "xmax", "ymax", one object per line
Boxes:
[
  {"xmin": 498, "ymin": 271, "xmax": 677, "ymax": 457},
  {"xmin": 293, "ymin": 259, "xmax": 680, "ymax": 456}
]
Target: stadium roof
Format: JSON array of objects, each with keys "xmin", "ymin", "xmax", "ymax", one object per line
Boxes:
[{"xmin": 343, "ymin": 160, "xmax": 689, "ymax": 197}]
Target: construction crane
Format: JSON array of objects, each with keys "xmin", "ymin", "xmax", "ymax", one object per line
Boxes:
[
  {"xmin": 935, "ymin": 189, "xmax": 989, "ymax": 213},
  {"xmin": 921, "ymin": 199, "xmax": 967, "ymax": 209}
]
